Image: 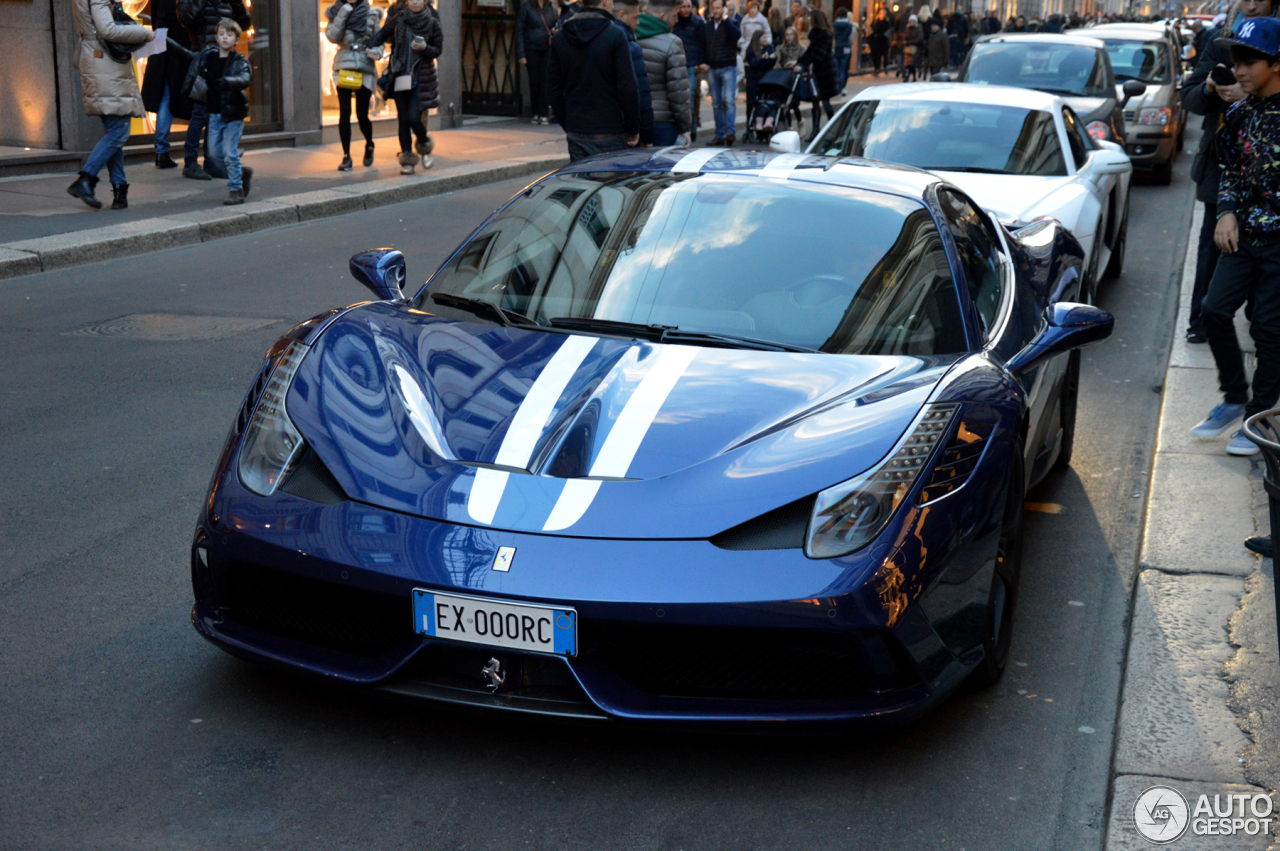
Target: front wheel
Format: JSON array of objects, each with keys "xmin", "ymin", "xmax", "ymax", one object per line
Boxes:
[
  {"xmin": 1052, "ymin": 350, "xmax": 1081, "ymax": 472},
  {"xmin": 969, "ymin": 453, "xmax": 1024, "ymax": 688},
  {"xmin": 1152, "ymin": 156, "xmax": 1173, "ymax": 186},
  {"xmin": 1103, "ymin": 209, "xmax": 1127, "ymax": 280}
]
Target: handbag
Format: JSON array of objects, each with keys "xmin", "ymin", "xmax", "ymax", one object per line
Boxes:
[
  {"xmin": 99, "ymin": 0, "xmax": 141, "ymax": 65},
  {"xmin": 394, "ymin": 74, "xmax": 413, "ymax": 91},
  {"xmin": 337, "ymin": 69, "xmax": 365, "ymax": 89}
]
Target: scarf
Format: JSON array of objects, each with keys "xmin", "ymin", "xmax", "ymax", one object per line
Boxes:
[{"xmin": 391, "ymin": 6, "xmax": 437, "ymax": 75}]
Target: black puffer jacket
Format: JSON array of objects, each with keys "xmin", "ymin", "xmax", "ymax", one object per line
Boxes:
[
  {"xmin": 177, "ymin": 0, "xmax": 251, "ymax": 47},
  {"xmin": 180, "ymin": 45, "xmax": 252, "ymax": 120},
  {"xmin": 372, "ymin": 5, "xmax": 443, "ymax": 111},
  {"xmin": 517, "ymin": 0, "xmax": 557, "ymax": 58},
  {"xmin": 548, "ymin": 8, "xmax": 640, "ymax": 136},
  {"xmin": 799, "ymin": 27, "xmax": 839, "ymax": 100}
]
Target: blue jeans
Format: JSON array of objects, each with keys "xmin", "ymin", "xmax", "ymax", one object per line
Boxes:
[
  {"xmin": 650, "ymin": 122, "xmax": 678, "ymax": 146},
  {"xmin": 709, "ymin": 65, "xmax": 736, "ymax": 141},
  {"xmin": 687, "ymin": 65, "xmax": 701, "ymax": 129},
  {"xmin": 82, "ymin": 114, "xmax": 131, "ymax": 186},
  {"xmin": 208, "ymin": 115, "xmax": 245, "ymax": 190},
  {"xmin": 155, "ymin": 85, "xmax": 172, "ymax": 156},
  {"xmin": 185, "ymin": 101, "xmax": 212, "ymax": 168},
  {"xmin": 565, "ymin": 133, "xmax": 628, "ymax": 163}
]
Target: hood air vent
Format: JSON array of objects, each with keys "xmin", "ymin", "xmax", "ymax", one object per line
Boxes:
[
  {"xmin": 920, "ymin": 418, "xmax": 994, "ymax": 503},
  {"xmin": 710, "ymin": 496, "xmax": 814, "ymax": 551}
]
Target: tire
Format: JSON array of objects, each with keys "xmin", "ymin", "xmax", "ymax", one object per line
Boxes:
[
  {"xmin": 1103, "ymin": 208, "xmax": 1127, "ymax": 281},
  {"xmin": 1152, "ymin": 156, "xmax": 1173, "ymax": 186},
  {"xmin": 969, "ymin": 453, "xmax": 1025, "ymax": 688},
  {"xmin": 1176, "ymin": 123, "xmax": 1185, "ymax": 153},
  {"xmin": 1052, "ymin": 350, "xmax": 1080, "ymax": 472}
]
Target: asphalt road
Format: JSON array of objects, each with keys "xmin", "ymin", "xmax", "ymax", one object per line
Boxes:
[{"xmin": 0, "ymin": 136, "xmax": 1193, "ymax": 850}]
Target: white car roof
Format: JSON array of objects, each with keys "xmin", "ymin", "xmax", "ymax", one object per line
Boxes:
[
  {"xmin": 978, "ymin": 32, "xmax": 1108, "ymax": 49},
  {"xmin": 848, "ymin": 81, "xmax": 1066, "ymax": 112},
  {"xmin": 1071, "ymin": 24, "xmax": 1175, "ymax": 40}
]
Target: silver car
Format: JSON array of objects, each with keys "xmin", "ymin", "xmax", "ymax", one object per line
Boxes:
[{"xmin": 1071, "ymin": 23, "xmax": 1185, "ymax": 184}]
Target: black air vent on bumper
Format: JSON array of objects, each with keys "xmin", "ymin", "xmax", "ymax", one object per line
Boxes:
[
  {"xmin": 279, "ymin": 447, "xmax": 347, "ymax": 505},
  {"xmin": 219, "ymin": 558, "xmax": 414, "ymax": 657},
  {"xmin": 709, "ymin": 496, "xmax": 813, "ymax": 551},
  {"xmin": 920, "ymin": 418, "xmax": 994, "ymax": 503}
]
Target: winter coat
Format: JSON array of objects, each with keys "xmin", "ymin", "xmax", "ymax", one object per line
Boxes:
[
  {"xmin": 517, "ymin": 0, "xmax": 557, "ymax": 58},
  {"xmin": 326, "ymin": 1, "xmax": 382, "ymax": 78},
  {"xmin": 180, "ymin": 45, "xmax": 252, "ymax": 121},
  {"xmin": 1217, "ymin": 93, "xmax": 1280, "ymax": 241},
  {"xmin": 72, "ymin": 0, "xmax": 150, "ymax": 117},
  {"xmin": 738, "ymin": 11, "xmax": 771, "ymax": 56},
  {"xmin": 904, "ymin": 23, "xmax": 924, "ymax": 67},
  {"xmin": 177, "ymin": 0, "xmax": 251, "ymax": 48},
  {"xmin": 745, "ymin": 41, "xmax": 777, "ymax": 86},
  {"xmin": 870, "ymin": 15, "xmax": 892, "ymax": 48},
  {"xmin": 141, "ymin": 0, "xmax": 195, "ymax": 119},
  {"xmin": 833, "ymin": 18, "xmax": 853, "ymax": 50},
  {"xmin": 704, "ymin": 16, "xmax": 740, "ymax": 68},
  {"xmin": 672, "ymin": 13, "xmax": 707, "ymax": 67},
  {"xmin": 616, "ymin": 21, "xmax": 655, "ymax": 140},
  {"xmin": 799, "ymin": 27, "xmax": 839, "ymax": 100},
  {"xmin": 548, "ymin": 8, "xmax": 640, "ymax": 136},
  {"xmin": 926, "ymin": 27, "xmax": 949, "ymax": 69},
  {"xmin": 371, "ymin": 5, "xmax": 443, "ymax": 111},
  {"xmin": 637, "ymin": 15, "xmax": 691, "ymax": 132}
]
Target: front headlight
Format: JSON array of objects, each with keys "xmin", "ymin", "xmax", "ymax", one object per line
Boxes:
[
  {"xmin": 805, "ymin": 404, "xmax": 957, "ymax": 559},
  {"xmin": 1137, "ymin": 107, "xmax": 1171, "ymax": 126},
  {"xmin": 238, "ymin": 341, "xmax": 310, "ymax": 496}
]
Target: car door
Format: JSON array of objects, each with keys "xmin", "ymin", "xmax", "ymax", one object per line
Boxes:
[{"xmin": 1061, "ymin": 105, "xmax": 1112, "ymax": 282}]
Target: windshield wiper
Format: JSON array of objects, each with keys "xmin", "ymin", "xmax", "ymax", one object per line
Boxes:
[
  {"xmin": 547, "ymin": 317, "xmax": 817, "ymax": 353},
  {"xmin": 924, "ymin": 166, "xmax": 1007, "ymax": 174},
  {"xmin": 430, "ymin": 293, "xmax": 541, "ymax": 328}
]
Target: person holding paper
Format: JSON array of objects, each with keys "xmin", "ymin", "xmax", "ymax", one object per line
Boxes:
[{"xmin": 142, "ymin": 0, "xmax": 195, "ymax": 170}]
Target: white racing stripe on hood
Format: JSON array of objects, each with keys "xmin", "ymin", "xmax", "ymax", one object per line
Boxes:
[
  {"xmin": 542, "ymin": 345, "xmax": 700, "ymax": 532},
  {"xmin": 392, "ymin": 364, "xmax": 456, "ymax": 461},
  {"xmin": 467, "ymin": 335, "xmax": 598, "ymax": 525},
  {"xmin": 671, "ymin": 148, "xmax": 724, "ymax": 173},
  {"xmin": 761, "ymin": 152, "xmax": 809, "ymax": 176}
]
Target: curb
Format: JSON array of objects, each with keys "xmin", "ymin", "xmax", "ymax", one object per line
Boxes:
[{"xmin": 0, "ymin": 154, "xmax": 569, "ymax": 281}]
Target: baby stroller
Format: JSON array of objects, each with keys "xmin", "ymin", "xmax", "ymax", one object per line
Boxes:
[{"xmin": 747, "ymin": 67, "xmax": 811, "ymax": 143}]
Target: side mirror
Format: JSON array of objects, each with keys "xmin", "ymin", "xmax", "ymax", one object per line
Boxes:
[
  {"xmin": 350, "ymin": 248, "xmax": 407, "ymax": 301},
  {"xmin": 931, "ymin": 71, "xmax": 953, "ymax": 82},
  {"xmin": 1089, "ymin": 146, "xmax": 1132, "ymax": 176},
  {"xmin": 1009, "ymin": 302, "xmax": 1113, "ymax": 373},
  {"xmin": 1120, "ymin": 78, "xmax": 1146, "ymax": 108},
  {"xmin": 769, "ymin": 130, "xmax": 802, "ymax": 154}
]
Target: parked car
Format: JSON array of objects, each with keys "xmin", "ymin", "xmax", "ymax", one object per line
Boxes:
[
  {"xmin": 190, "ymin": 148, "xmax": 1113, "ymax": 730},
  {"xmin": 935, "ymin": 33, "xmax": 1146, "ymax": 151},
  {"xmin": 1069, "ymin": 22, "xmax": 1184, "ymax": 184},
  {"xmin": 773, "ymin": 82, "xmax": 1134, "ymax": 301}
]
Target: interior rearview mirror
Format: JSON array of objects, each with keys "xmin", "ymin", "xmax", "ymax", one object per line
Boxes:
[
  {"xmin": 349, "ymin": 248, "xmax": 407, "ymax": 302},
  {"xmin": 769, "ymin": 130, "xmax": 802, "ymax": 154},
  {"xmin": 1009, "ymin": 302, "xmax": 1114, "ymax": 373}
]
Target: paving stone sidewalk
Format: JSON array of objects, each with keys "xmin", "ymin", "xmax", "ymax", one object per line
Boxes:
[{"xmin": 1105, "ymin": 202, "xmax": 1280, "ymax": 850}]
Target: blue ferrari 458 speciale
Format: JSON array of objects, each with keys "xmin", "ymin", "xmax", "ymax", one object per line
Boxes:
[{"xmin": 191, "ymin": 148, "xmax": 1113, "ymax": 729}]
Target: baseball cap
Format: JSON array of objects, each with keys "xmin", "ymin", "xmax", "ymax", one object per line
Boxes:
[{"xmin": 1216, "ymin": 16, "xmax": 1280, "ymax": 59}]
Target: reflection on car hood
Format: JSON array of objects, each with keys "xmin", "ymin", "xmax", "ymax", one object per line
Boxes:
[
  {"xmin": 1063, "ymin": 96, "xmax": 1113, "ymax": 122},
  {"xmin": 934, "ymin": 171, "xmax": 1079, "ymax": 227},
  {"xmin": 283, "ymin": 304, "xmax": 952, "ymax": 538}
]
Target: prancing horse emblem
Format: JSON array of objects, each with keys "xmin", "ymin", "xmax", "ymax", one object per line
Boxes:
[
  {"xmin": 492, "ymin": 546, "xmax": 515, "ymax": 572},
  {"xmin": 482, "ymin": 657, "xmax": 505, "ymax": 691}
]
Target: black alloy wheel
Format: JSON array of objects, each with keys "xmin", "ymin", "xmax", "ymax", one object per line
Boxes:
[
  {"xmin": 1103, "ymin": 208, "xmax": 1127, "ymax": 280},
  {"xmin": 969, "ymin": 451, "xmax": 1025, "ymax": 688},
  {"xmin": 1052, "ymin": 349, "xmax": 1081, "ymax": 472}
]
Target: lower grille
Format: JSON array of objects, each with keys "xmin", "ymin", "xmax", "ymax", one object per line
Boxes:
[
  {"xmin": 220, "ymin": 558, "xmax": 415, "ymax": 657},
  {"xmin": 588, "ymin": 621, "xmax": 895, "ymax": 700}
]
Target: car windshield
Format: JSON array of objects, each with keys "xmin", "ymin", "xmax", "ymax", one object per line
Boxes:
[
  {"xmin": 1103, "ymin": 38, "xmax": 1171, "ymax": 83},
  {"xmin": 417, "ymin": 172, "xmax": 968, "ymax": 356},
  {"xmin": 964, "ymin": 42, "xmax": 1112, "ymax": 98},
  {"xmin": 813, "ymin": 100, "xmax": 1067, "ymax": 176}
]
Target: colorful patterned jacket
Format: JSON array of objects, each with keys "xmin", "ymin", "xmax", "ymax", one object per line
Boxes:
[{"xmin": 1218, "ymin": 92, "xmax": 1280, "ymax": 241}]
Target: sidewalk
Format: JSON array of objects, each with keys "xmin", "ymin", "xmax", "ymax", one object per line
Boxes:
[
  {"xmin": 1105, "ymin": 202, "xmax": 1280, "ymax": 849},
  {"xmin": 0, "ymin": 72, "xmax": 897, "ymax": 280}
]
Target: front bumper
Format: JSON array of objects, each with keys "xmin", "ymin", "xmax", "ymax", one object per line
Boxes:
[{"xmin": 1123, "ymin": 129, "xmax": 1176, "ymax": 168}]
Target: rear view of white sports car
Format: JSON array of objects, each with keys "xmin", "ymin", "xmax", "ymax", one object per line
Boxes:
[{"xmin": 773, "ymin": 83, "xmax": 1133, "ymax": 301}]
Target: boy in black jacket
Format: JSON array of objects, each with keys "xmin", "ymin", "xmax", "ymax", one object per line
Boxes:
[{"xmin": 182, "ymin": 19, "xmax": 254, "ymax": 204}]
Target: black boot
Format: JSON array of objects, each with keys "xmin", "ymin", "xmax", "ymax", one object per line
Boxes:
[
  {"xmin": 111, "ymin": 183, "xmax": 129, "ymax": 210},
  {"xmin": 241, "ymin": 167, "xmax": 254, "ymax": 199},
  {"xmin": 1245, "ymin": 536, "xmax": 1273, "ymax": 558},
  {"xmin": 155, "ymin": 152, "xmax": 178, "ymax": 169},
  {"xmin": 67, "ymin": 172, "xmax": 102, "ymax": 209},
  {"xmin": 363, "ymin": 141, "xmax": 375, "ymax": 167}
]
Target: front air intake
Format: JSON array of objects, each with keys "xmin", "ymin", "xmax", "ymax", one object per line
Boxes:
[{"xmin": 709, "ymin": 496, "xmax": 814, "ymax": 551}]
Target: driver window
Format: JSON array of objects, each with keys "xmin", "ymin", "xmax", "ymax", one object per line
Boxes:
[{"xmin": 937, "ymin": 188, "xmax": 1005, "ymax": 336}]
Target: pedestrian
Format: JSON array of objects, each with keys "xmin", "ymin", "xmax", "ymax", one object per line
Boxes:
[
  {"xmin": 946, "ymin": 6, "xmax": 969, "ymax": 68},
  {"xmin": 1183, "ymin": 0, "xmax": 1276, "ymax": 344},
  {"xmin": 369, "ymin": 0, "xmax": 442, "ymax": 175},
  {"xmin": 140, "ymin": 0, "xmax": 193, "ymax": 171},
  {"xmin": 180, "ymin": 18, "xmax": 254, "ymax": 204},
  {"xmin": 725, "ymin": 0, "xmax": 742, "ymax": 27},
  {"xmin": 558, "ymin": 0, "xmax": 583, "ymax": 27},
  {"xmin": 744, "ymin": 28, "xmax": 777, "ymax": 122},
  {"xmin": 609, "ymin": 0, "xmax": 657, "ymax": 145},
  {"xmin": 798, "ymin": 7, "xmax": 838, "ymax": 140},
  {"xmin": 739, "ymin": 0, "xmax": 772, "ymax": 57},
  {"xmin": 636, "ymin": 0, "xmax": 693, "ymax": 145},
  {"xmin": 902, "ymin": 14, "xmax": 923, "ymax": 81},
  {"xmin": 1190, "ymin": 15, "xmax": 1280, "ymax": 456},
  {"xmin": 547, "ymin": 0, "xmax": 641, "ymax": 161},
  {"xmin": 66, "ymin": 0, "xmax": 156, "ymax": 210},
  {"xmin": 703, "ymin": 0, "xmax": 741, "ymax": 145},
  {"xmin": 925, "ymin": 18, "xmax": 949, "ymax": 76},
  {"xmin": 326, "ymin": 0, "xmax": 383, "ymax": 171},
  {"xmin": 833, "ymin": 8, "xmax": 853, "ymax": 90},
  {"xmin": 778, "ymin": 23, "xmax": 802, "ymax": 67},
  {"xmin": 769, "ymin": 5, "xmax": 785, "ymax": 43},
  {"xmin": 518, "ymin": 0, "xmax": 558, "ymax": 124},
  {"xmin": 981, "ymin": 7, "xmax": 1001, "ymax": 34},
  {"xmin": 177, "ymin": 0, "xmax": 251, "ymax": 180},
  {"xmin": 673, "ymin": 0, "xmax": 708, "ymax": 135},
  {"xmin": 870, "ymin": 7, "xmax": 891, "ymax": 75},
  {"xmin": 785, "ymin": 0, "xmax": 809, "ymax": 42}
]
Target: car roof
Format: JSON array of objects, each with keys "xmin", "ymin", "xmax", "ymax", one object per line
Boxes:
[
  {"xmin": 849, "ymin": 81, "xmax": 1065, "ymax": 111},
  {"xmin": 977, "ymin": 32, "xmax": 1107, "ymax": 49},
  {"xmin": 1071, "ymin": 24, "xmax": 1176, "ymax": 40},
  {"xmin": 552, "ymin": 148, "xmax": 941, "ymax": 200}
]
